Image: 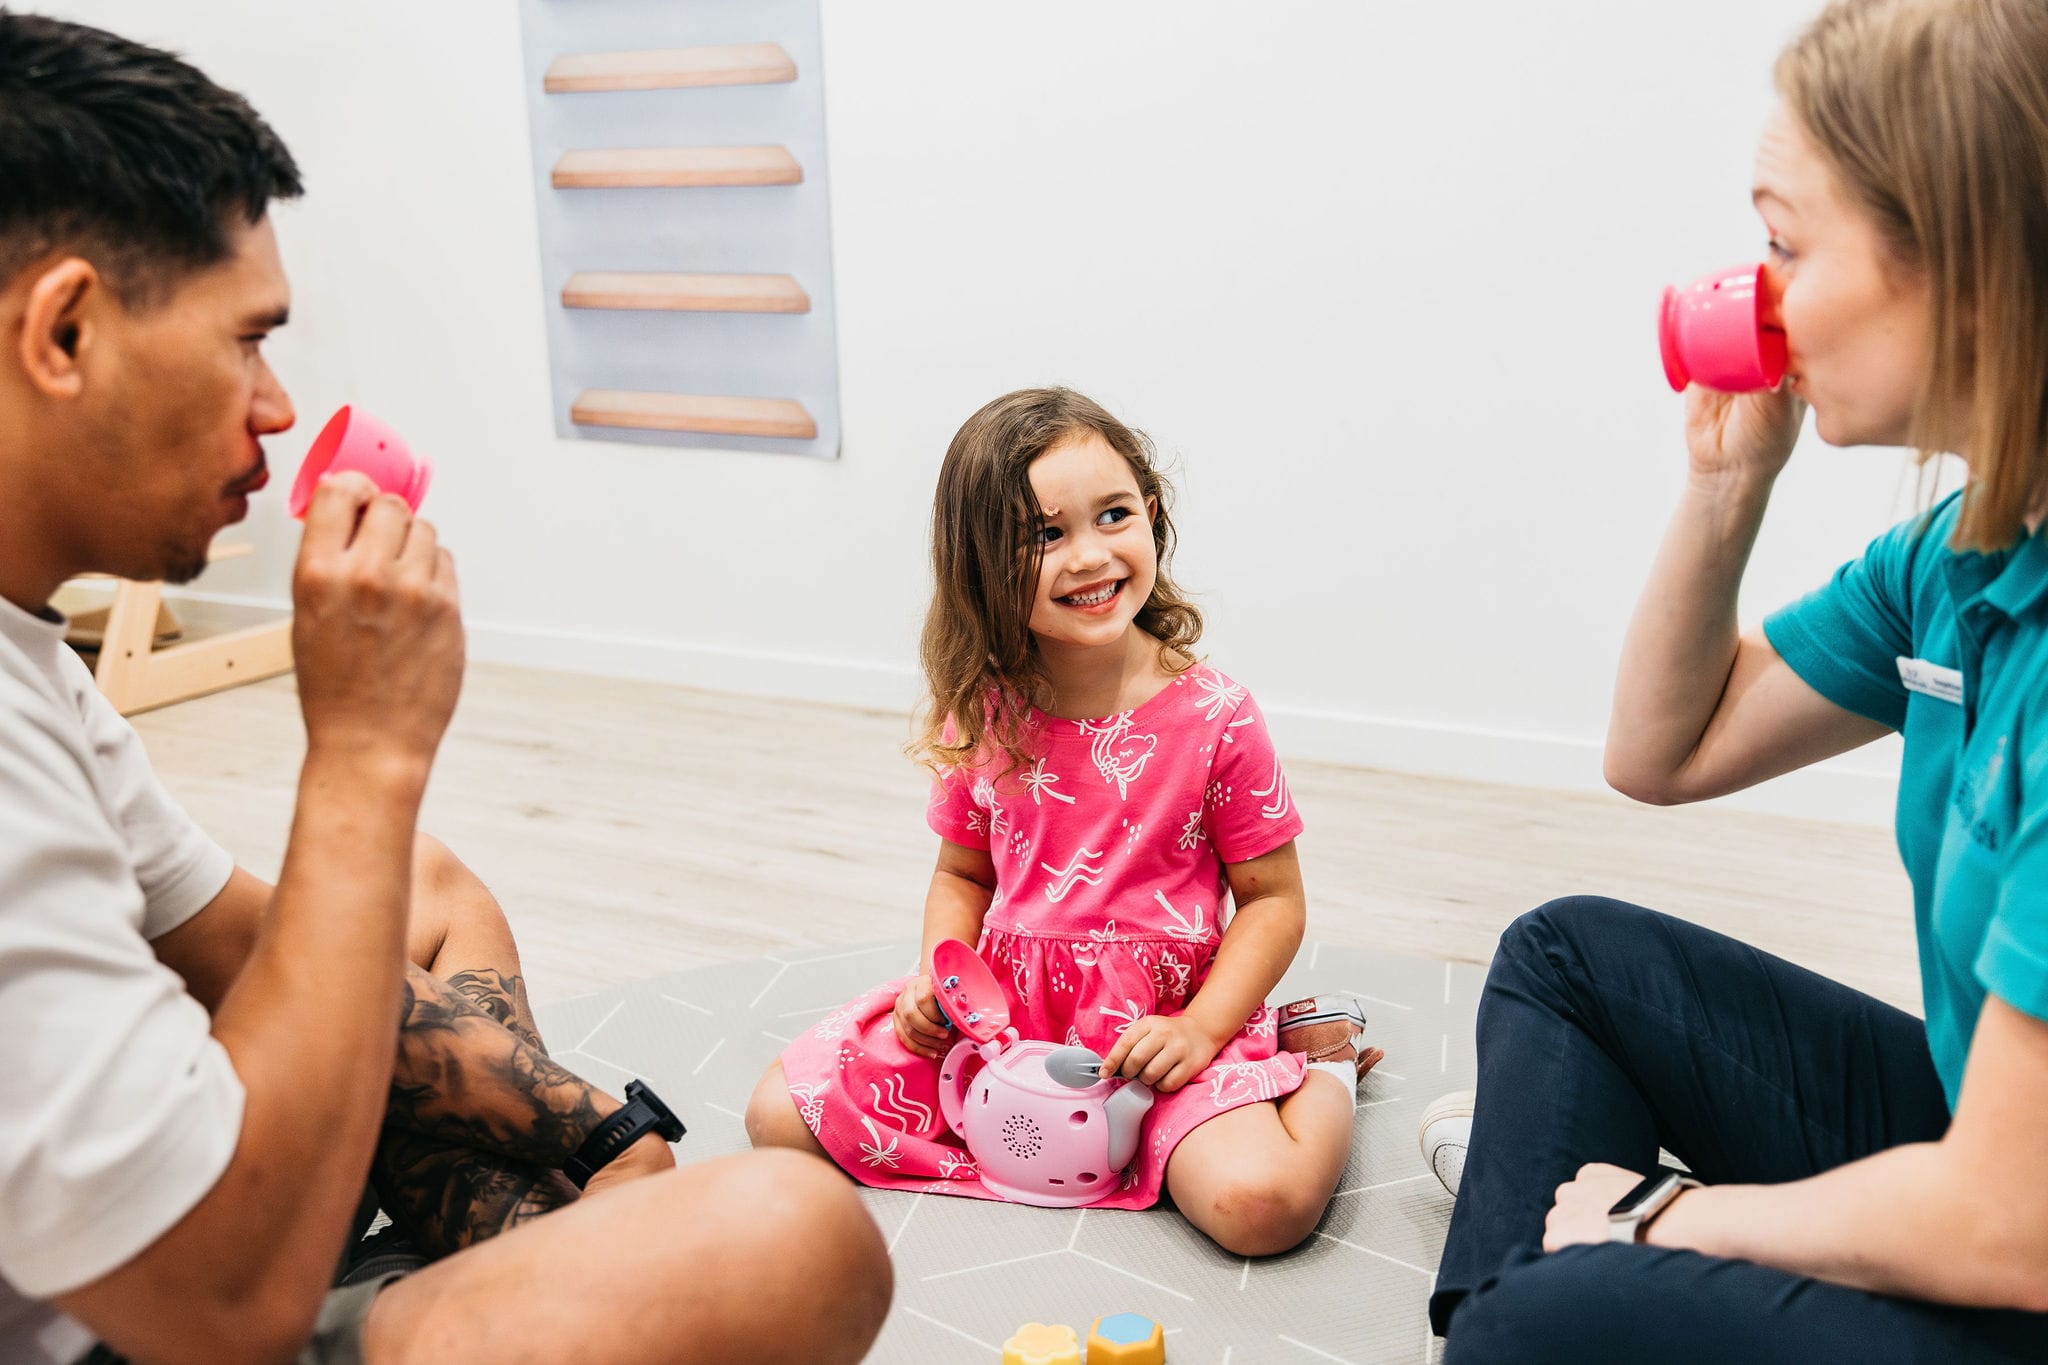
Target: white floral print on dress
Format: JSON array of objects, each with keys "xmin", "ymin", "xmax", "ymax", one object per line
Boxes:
[
  {"xmin": 1020, "ymin": 758, "xmax": 1077, "ymax": 806},
  {"xmin": 1208, "ymin": 1060, "xmax": 1290, "ymax": 1106},
  {"xmin": 789, "ymin": 1082, "xmax": 829, "ymax": 1133},
  {"xmin": 857, "ymin": 1116, "xmax": 902, "ymax": 1169},
  {"xmin": 1192, "ymin": 673, "xmax": 1247, "ymax": 721}
]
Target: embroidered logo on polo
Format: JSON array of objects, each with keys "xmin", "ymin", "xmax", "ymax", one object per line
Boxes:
[{"xmin": 1952, "ymin": 734, "xmax": 2009, "ymax": 853}]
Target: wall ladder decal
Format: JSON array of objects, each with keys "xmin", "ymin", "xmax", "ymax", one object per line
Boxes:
[
  {"xmin": 543, "ymin": 43, "xmax": 798, "ymax": 95},
  {"xmin": 519, "ymin": 0, "xmax": 839, "ymax": 456}
]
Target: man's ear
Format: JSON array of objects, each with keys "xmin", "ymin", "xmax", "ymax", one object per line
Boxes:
[{"xmin": 17, "ymin": 258, "xmax": 100, "ymax": 399}]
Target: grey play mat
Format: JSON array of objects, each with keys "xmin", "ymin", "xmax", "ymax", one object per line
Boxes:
[{"xmin": 535, "ymin": 941, "xmax": 1481, "ymax": 1364}]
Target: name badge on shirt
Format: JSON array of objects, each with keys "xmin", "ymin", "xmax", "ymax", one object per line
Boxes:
[{"xmin": 1897, "ymin": 656, "xmax": 1964, "ymax": 705}]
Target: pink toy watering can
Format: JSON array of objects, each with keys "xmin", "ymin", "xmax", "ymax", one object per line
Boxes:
[
  {"xmin": 1658, "ymin": 261, "xmax": 1788, "ymax": 393},
  {"xmin": 288, "ymin": 406, "xmax": 433, "ymax": 519},
  {"xmin": 932, "ymin": 939, "xmax": 1155, "ymax": 1208}
]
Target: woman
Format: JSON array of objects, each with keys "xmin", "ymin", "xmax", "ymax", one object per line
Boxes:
[{"xmin": 1422, "ymin": 1, "xmax": 2048, "ymax": 1359}]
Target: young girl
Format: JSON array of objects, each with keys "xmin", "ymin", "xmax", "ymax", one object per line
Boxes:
[{"xmin": 746, "ymin": 388, "xmax": 1380, "ymax": 1256}]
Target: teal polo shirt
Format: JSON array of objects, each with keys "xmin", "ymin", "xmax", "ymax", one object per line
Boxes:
[{"xmin": 1765, "ymin": 491, "xmax": 2048, "ymax": 1109}]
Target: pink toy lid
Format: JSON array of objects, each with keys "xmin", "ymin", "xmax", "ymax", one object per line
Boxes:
[{"xmin": 931, "ymin": 939, "xmax": 1009, "ymax": 1045}]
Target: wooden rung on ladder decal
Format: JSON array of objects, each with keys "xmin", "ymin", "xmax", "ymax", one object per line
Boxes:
[
  {"xmin": 551, "ymin": 146, "xmax": 801, "ymax": 190},
  {"xmin": 561, "ymin": 272, "xmax": 810, "ymax": 314},
  {"xmin": 570, "ymin": 390, "xmax": 818, "ymax": 440},
  {"xmin": 544, "ymin": 43, "xmax": 797, "ymax": 94}
]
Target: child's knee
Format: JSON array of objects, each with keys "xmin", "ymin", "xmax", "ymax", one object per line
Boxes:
[
  {"xmin": 1194, "ymin": 1172, "xmax": 1326, "ymax": 1257},
  {"xmin": 743, "ymin": 1064, "xmax": 804, "ymax": 1149}
]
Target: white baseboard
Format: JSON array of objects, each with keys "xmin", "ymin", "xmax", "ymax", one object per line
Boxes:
[
  {"xmin": 1259, "ymin": 703, "xmax": 1899, "ymax": 827},
  {"xmin": 463, "ymin": 617, "xmax": 926, "ymax": 713},
  {"xmin": 161, "ymin": 588, "xmax": 1900, "ymax": 827}
]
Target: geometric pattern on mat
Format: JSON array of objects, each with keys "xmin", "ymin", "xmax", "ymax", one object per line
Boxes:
[{"xmin": 534, "ymin": 939, "xmax": 1482, "ymax": 1364}]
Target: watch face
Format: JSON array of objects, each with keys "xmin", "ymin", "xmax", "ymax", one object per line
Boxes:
[{"xmin": 1608, "ymin": 1172, "xmax": 1677, "ymax": 1219}]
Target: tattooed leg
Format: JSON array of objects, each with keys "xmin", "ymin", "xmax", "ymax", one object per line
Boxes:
[
  {"xmin": 369, "ymin": 1132, "xmax": 577, "ymax": 1258},
  {"xmin": 366, "ymin": 964, "xmax": 640, "ymax": 1254},
  {"xmin": 364, "ymin": 839, "xmax": 662, "ymax": 1256},
  {"xmin": 405, "ymin": 835, "xmax": 537, "ymax": 1042},
  {"xmin": 386, "ymin": 965, "xmax": 612, "ymax": 1160},
  {"xmin": 442, "ymin": 965, "xmax": 543, "ymax": 1051}
]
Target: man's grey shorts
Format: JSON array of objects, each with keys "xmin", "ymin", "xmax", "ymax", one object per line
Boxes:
[{"xmin": 76, "ymin": 1270, "xmax": 407, "ymax": 1365}]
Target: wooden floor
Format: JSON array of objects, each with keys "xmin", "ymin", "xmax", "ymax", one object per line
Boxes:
[{"xmin": 134, "ymin": 660, "xmax": 1921, "ymax": 1015}]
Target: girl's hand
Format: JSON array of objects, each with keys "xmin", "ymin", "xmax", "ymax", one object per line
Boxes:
[
  {"xmin": 1100, "ymin": 1014, "xmax": 1226, "ymax": 1094},
  {"xmin": 1684, "ymin": 383, "xmax": 1807, "ymax": 485},
  {"xmin": 893, "ymin": 974, "xmax": 953, "ymax": 1060},
  {"xmin": 1543, "ymin": 1163, "xmax": 1648, "ymax": 1251}
]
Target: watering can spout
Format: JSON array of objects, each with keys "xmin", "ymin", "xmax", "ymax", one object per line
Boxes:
[{"xmin": 1103, "ymin": 1081, "xmax": 1155, "ymax": 1172}]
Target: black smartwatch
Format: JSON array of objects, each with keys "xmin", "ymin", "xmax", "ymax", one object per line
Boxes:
[{"xmin": 563, "ymin": 1080, "xmax": 686, "ymax": 1189}]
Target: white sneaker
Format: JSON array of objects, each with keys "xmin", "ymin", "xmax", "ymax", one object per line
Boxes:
[{"xmin": 1418, "ymin": 1090, "xmax": 1474, "ymax": 1197}]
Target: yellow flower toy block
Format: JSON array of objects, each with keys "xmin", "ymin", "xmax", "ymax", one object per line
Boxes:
[{"xmin": 1001, "ymin": 1321, "xmax": 1081, "ymax": 1365}]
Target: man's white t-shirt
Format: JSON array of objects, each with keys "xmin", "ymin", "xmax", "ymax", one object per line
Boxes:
[{"xmin": 0, "ymin": 596, "xmax": 242, "ymax": 1364}]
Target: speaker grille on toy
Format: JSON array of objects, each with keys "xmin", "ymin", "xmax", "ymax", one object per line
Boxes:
[{"xmin": 1000, "ymin": 1113, "xmax": 1045, "ymax": 1159}]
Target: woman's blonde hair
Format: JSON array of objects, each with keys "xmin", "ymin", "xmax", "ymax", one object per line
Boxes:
[
  {"xmin": 1777, "ymin": 0, "xmax": 2048, "ymax": 551},
  {"xmin": 909, "ymin": 388, "xmax": 1202, "ymax": 778}
]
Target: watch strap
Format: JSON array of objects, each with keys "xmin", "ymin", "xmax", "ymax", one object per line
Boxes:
[
  {"xmin": 1608, "ymin": 1173, "xmax": 1700, "ymax": 1243},
  {"xmin": 563, "ymin": 1080, "xmax": 686, "ymax": 1189},
  {"xmin": 1635, "ymin": 1176, "xmax": 1701, "ymax": 1241}
]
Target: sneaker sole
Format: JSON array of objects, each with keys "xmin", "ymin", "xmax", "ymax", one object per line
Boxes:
[{"xmin": 1276, "ymin": 994, "xmax": 1369, "ymax": 1032}]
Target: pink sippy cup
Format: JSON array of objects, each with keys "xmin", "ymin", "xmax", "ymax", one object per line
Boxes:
[
  {"xmin": 1658, "ymin": 262, "xmax": 1788, "ymax": 393},
  {"xmin": 287, "ymin": 406, "xmax": 433, "ymax": 519}
]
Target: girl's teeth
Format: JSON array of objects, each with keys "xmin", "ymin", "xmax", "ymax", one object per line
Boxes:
[{"xmin": 1065, "ymin": 583, "xmax": 1117, "ymax": 606}]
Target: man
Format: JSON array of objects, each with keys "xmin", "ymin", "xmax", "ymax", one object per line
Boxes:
[{"xmin": 0, "ymin": 12, "xmax": 891, "ymax": 1363}]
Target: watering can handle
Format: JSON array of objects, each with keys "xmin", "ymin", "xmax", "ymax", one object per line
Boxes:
[{"xmin": 937, "ymin": 1036, "xmax": 980, "ymax": 1138}]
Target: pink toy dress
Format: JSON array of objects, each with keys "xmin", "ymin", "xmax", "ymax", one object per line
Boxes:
[{"xmin": 778, "ymin": 663, "xmax": 1307, "ymax": 1208}]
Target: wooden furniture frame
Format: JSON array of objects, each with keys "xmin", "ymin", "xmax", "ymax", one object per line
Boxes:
[{"xmin": 70, "ymin": 543, "xmax": 294, "ymax": 715}]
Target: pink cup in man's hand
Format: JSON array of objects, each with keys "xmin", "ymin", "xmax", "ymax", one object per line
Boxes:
[
  {"xmin": 1658, "ymin": 262, "xmax": 1789, "ymax": 393},
  {"xmin": 287, "ymin": 406, "xmax": 433, "ymax": 519}
]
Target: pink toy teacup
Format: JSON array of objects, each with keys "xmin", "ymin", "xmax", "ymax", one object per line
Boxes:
[
  {"xmin": 1658, "ymin": 262, "xmax": 1788, "ymax": 393},
  {"xmin": 287, "ymin": 406, "xmax": 433, "ymax": 519}
]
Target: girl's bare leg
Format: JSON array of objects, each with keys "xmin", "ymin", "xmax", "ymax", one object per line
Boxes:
[{"xmin": 1164, "ymin": 1070, "xmax": 1357, "ymax": 1257}]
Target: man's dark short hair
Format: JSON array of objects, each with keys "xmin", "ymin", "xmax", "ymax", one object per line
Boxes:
[{"xmin": 0, "ymin": 9, "xmax": 302, "ymax": 305}]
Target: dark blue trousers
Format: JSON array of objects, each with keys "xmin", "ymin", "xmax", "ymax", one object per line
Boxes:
[{"xmin": 1432, "ymin": 896, "xmax": 2048, "ymax": 1363}]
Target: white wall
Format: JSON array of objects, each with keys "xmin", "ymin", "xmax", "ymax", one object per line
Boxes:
[{"xmin": 55, "ymin": 0, "xmax": 1910, "ymax": 823}]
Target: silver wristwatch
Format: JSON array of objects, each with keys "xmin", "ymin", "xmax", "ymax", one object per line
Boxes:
[{"xmin": 1606, "ymin": 1169, "xmax": 1701, "ymax": 1243}]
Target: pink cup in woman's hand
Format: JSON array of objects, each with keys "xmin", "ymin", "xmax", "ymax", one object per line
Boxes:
[
  {"xmin": 287, "ymin": 406, "xmax": 433, "ymax": 519},
  {"xmin": 1658, "ymin": 262, "xmax": 1789, "ymax": 393}
]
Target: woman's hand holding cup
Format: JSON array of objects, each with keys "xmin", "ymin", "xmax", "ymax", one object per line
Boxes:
[{"xmin": 1683, "ymin": 383, "xmax": 1807, "ymax": 487}]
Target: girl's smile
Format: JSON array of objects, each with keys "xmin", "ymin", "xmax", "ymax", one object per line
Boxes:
[{"xmin": 1057, "ymin": 578, "xmax": 1125, "ymax": 612}]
